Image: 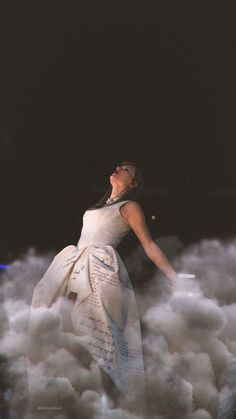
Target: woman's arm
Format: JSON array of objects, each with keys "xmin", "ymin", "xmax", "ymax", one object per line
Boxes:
[{"xmin": 120, "ymin": 202, "xmax": 178, "ymax": 284}]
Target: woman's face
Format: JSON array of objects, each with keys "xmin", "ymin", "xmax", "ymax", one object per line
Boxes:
[{"xmin": 110, "ymin": 163, "xmax": 137, "ymax": 189}]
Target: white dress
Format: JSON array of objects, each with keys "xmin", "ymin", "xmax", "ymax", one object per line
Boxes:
[{"xmin": 29, "ymin": 200, "xmax": 147, "ymax": 410}]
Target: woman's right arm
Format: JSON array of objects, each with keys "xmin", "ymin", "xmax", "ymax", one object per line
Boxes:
[{"xmin": 120, "ymin": 202, "xmax": 178, "ymax": 285}]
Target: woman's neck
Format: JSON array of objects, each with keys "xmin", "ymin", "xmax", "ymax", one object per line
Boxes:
[
  {"xmin": 110, "ymin": 186, "xmax": 121, "ymax": 199},
  {"xmin": 105, "ymin": 185, "xmax": 129, "ymax": 205},
  {"xmin": 110, "ymin": 185, "xmax": 129, "ymax": 199}
]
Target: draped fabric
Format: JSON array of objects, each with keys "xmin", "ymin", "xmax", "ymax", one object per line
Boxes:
[{"xmin": 28, "ymin": 201, "xmax": 147, "ymax": 411}]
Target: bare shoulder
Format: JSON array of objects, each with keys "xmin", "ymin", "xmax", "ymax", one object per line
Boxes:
[
  {"xmin": 120, "ymin": 201, "xmax": 145, "ymax": 223},
  {"xmin": 121, "ymin": 200, "xmax": 143, "ymax": 212}
]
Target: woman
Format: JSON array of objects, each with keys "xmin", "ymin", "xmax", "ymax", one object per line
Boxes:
[{"xmin": 28, "ymin": 161, "xmax": 178, "ymax": 415}]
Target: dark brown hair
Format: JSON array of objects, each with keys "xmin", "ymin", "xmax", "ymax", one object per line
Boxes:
[{"xmin": 90, "ymin": 161, "xmax": 144, "ymax": 209}]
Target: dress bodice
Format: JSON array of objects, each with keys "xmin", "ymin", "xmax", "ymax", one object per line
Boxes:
[{"xmin": 77, "ymin": 200, "xmax": 131, "ymax": 249}]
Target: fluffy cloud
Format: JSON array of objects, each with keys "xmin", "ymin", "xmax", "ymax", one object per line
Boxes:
[{"xmin": 0, "ymin": 237, "xmax": 236, "ymax": 418}]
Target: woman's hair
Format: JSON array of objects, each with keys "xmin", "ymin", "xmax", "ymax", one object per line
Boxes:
[{"xmin": 90, "ymin": 161, "xmax": 144, "ymax": 209}]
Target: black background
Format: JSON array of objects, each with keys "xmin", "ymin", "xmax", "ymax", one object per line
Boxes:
[{"xmin": 1, "ymin": 0, "xmax": 236, "ymax": 261}]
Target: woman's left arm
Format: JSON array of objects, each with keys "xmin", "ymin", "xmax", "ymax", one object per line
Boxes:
[{"xmin": 121, "ymin": 202, "xmax": 178, "ymax": 284}]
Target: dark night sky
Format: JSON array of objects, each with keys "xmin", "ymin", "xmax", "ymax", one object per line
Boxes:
[{"xmin": 1, "ymin": 1, "xmax": 236, "ymax": 261}]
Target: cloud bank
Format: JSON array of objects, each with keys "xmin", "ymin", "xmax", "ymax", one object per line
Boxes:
[{"xmin": 1, "ymin": 238, "xmax": 236, "ymax": 418}]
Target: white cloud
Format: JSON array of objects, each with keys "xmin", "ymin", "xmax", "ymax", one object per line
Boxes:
[{"xmin": 1, "ymin": 237, "xmax": 236, "ymax": 417}]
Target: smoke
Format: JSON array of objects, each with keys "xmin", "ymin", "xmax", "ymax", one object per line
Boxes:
[{"xmin": 0, "ymin": 238, "xmax": 236, "ymax": 418}]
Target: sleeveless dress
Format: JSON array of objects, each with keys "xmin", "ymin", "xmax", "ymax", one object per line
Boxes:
[{"xmin": 29, "ymin": 200, "xmax": 147, "ymax": 411}]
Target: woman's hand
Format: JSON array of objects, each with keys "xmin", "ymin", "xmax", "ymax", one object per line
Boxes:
[
  {"xmin": 168, "ymin": 273, "xmax": 196, "ymax": 294},
  {"xmin": 166, "ymin": 272, "xmax": 178, "ymax": 293}
]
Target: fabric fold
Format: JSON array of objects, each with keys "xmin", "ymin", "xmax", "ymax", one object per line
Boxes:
[{"xmin": 31, "ymin": 245, "xmax": 86, "ymax": 308}]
